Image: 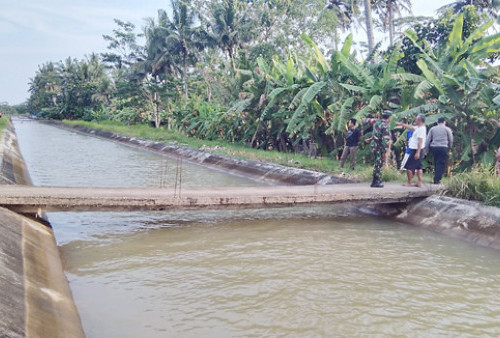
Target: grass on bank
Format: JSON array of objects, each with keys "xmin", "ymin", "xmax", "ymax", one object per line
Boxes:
[
  {"xmin": 443, "ymin": 166, "xmax": 500, "ymax": 207},
  {"xmin": 0, "ymin": 115, "xmax": 7, "ymax": 132},
  {"xmin": 62, "ymin": 120, "xmax": 499, "ymax": 207}
]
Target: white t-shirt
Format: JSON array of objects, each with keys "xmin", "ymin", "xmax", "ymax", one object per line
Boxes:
[{"xmin": 409, "ymin": 125, "xmax": 426, "ymax": 150}]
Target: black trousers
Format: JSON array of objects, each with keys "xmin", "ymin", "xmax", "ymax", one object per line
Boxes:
[{"xmin": 431, "ymin": 147, "xmax": 448, "ymax": 183}]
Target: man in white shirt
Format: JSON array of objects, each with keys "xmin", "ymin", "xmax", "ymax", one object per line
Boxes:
[{"xmin": 396, "ymin": 114, "xmax": 427, "ymax": 187}]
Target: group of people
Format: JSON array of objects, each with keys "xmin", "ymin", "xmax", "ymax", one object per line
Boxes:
[
  {"xmin": 339, "ymin": 112, "xmax": 456, "ymax": 188},
  {"xmin": 396, "ymin": 115, "xmax": 453, "ymax": 187}
]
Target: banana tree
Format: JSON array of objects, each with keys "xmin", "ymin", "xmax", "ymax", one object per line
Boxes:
[
  {"xmin": 395, "ymin": 12, "xmax": 500, "ymax": 169},
  {"xmin": 257, "ymin": 34, "xmax": 338, "ymax": 153},
  {"xmin": 327, "ymin": 38, "xmax": 404, "ymax": 133}
]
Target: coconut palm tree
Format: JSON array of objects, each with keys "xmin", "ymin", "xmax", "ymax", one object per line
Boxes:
[
  {"xmin": 372, "ymin": 0, "xmax": 412, "ymax": 45},
  {"xmin": 204, "ymin": 0, "xmax": 249, "ymax": 72},
  {"xmin": 167, "ymin": 0, "xmax": 208, "ymax": 104},
  {"xmin": 438, "ymin": 0, "xmax": 500, "ymax": 17},
  {"xmin": 140, "ymin": 1, "xmax": 207, "ymax": 106},
  {"xmin": 27, "ymin": 62, "xmax": 61, "ymax": 117},
  {"xmin": 363, "ymin": 0, "xmax": 375, "ymax": 53}
]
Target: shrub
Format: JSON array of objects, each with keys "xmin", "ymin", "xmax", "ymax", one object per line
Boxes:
[{"xmin": 444, "ymin": 166, "xmax": 500, "ymax": 207}]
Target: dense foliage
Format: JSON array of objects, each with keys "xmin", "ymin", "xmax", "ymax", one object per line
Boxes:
[{"xmin": 24, "ymin": 0, "xmax": 500, "ymax": 172}]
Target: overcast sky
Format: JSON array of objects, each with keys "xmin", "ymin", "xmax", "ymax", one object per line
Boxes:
[{"xmin": 0, "ymin": 0, "xmax": 454, "ymax": 105}]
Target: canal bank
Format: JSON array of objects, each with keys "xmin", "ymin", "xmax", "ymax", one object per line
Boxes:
[
  {"xmin": 43, "ymin": 120, "xmax": 351, "ymax": 186},
  {"xmin": 397, "ymin": 196, "xmax": 500, "ymax": 250},
  {"xmin": 0, "ymin": 119, "xmax": 84, "ymax": 337}
]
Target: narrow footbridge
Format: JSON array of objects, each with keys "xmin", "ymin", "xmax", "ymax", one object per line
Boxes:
[{"xmin": 0, "ymin": 183, "xmax": 439, "ymax": 213}]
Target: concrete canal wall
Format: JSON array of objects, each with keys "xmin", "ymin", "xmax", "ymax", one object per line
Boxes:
[
  {"xmin": 397, "ymin": 196, "xmax": 500, "ymax": 251},
  {"xmin": 0, "ymin": 119, "xmax": 84, "ymax": 337},
  {"xmin": 0, "ymin": 123, "xmax": 32, "ymax": 185}
]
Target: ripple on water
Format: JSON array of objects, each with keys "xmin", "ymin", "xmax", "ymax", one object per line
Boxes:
[{"xmin": 59, "ymin": 217, "xmax": 500, "ymax": 337}]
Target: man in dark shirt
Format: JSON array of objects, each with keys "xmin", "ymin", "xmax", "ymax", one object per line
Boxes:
[
  {"xmin": 424, "ymin": 117, "xmax": 453, "ymax": 184},
  {"xmin": 339, "ymin": 118, "xmax": 361, "ymax": 170}
]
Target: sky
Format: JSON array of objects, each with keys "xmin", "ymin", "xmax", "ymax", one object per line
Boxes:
[{"xmin": 0, "ymin": 0, "xmax": 455, "ymax": 105}]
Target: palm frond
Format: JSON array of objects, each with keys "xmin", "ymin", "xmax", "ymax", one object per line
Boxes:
[
  {"xmin": 301, "ymin": 82, "xmax": 326, "ymax": 106},
  {"xmin": 339, "ymin": 83, "xmax": 367, "ymax": 93},
  {"xmin": 414, "ymin": 80, "xmax": 433, "ymax": 99},
  {"xmin": 392, "ymin": 73, "xmax": 425, "ymax": 83},
  {"xmin": 396, "ymin": 102, "xmax": 439, "ymax": 119}
]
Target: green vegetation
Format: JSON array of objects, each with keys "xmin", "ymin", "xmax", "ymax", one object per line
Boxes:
[
  {"xmin": 66, "ymin": 118, "xmax": 499, "ymax": 206},
  {"xmin": 64, "ymin": 119, "xmax": 420, "ymax": 184},
  {"xmin": 444, "ymin": 166, "xmax": 500, "ymax": 207},
  {"xmin": 20, "ymin": 1, "xmax": 500, "ymax": 205},
  {"xmin": 0, "ymin": 115, "xmax": 7, "ymax": 132}
]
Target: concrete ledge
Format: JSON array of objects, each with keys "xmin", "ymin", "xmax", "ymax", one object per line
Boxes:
[
  {"xmin": 0, "ymin": 207, "xmax": 25, "ymax": 337},
  {"xmin": 43, "ymin": 120, "xmax": 352, "ymax": 185},
  {"xmin": 397, "ymin": 196, "xmax": 500, "ymax": 250},
  {"xmin": 0, "ymin": 207, "xmax": 85, "ymax": 337},
  {"xmin": 1, "ymin": 119, "xmax": 84, "ymax": 337},
  {"xmin": 0, "ymin": 122, "xmax": 32, "ymax": 185}
]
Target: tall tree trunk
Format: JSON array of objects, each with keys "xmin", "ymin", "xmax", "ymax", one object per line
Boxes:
[
  {"xmin": 183, "ymin": 53, "xmax": 188, "ymax": 107},
  {"xmin": 154, "ymin": 91, "xmax": 160, "ymax": 129},
  {"xmin": 388, "ymin": 0, "xmax": 394, "ymax": 45},
  {"xmin": 363, "ymin": 0, "xmax": 375, "ymax": 54},
  {"xmin": 228, "ymin": 47, "xmax": 237, "ymax": 73},
  {"xmin": 334, "ymin": 27, "xmax": 339, "ymax": 51}
]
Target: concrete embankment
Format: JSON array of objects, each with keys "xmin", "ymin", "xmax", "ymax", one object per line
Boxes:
[
  {"xmin": 0, "ymin": 122, "xmax": 31, "ymax": 185},
  {"xmin": 43, "ymin": 120, "xmax": 351, "ymax": 185},
  {"xmin": 0, "ymin": 119, "xmax": 84, "ymax": 337},
  {"xmin": 397, "ymin": 196, "xmax": 500, "ymax": 251}
]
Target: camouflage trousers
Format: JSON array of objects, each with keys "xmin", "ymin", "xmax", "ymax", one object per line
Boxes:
[{"xmin": 372, "ymin": 151, "xmax": 385, "ymax": 181}]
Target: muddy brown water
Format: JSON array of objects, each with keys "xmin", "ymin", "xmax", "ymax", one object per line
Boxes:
[{"xmin": 13, "ymin": 119, "xmax": 500, "ymax": 337}]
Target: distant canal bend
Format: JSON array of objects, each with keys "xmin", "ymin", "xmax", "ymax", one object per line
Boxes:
[{"xmin": 13, "ymin": 118, "xmax": 500, "ymax": 337}]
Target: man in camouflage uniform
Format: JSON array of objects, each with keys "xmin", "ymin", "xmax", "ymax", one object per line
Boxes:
[{"xmin": 369, "ymin": 111, "xmax": 392, "ymax": 188}]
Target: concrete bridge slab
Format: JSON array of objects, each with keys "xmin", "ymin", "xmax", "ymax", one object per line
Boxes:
[{"xmin": 0, "ymin": 183, "xmax": 440, "ymax": 214}]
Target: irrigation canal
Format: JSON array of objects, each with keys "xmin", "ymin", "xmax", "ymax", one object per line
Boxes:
[{"xmin": 12, "ymin": 118, "xmax": 500, "ymax": 337}]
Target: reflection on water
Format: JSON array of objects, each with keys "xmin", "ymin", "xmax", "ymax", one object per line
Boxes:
[{"xmin": 13, "ymin": 119, "xmax": 500, "ymax": 337}]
